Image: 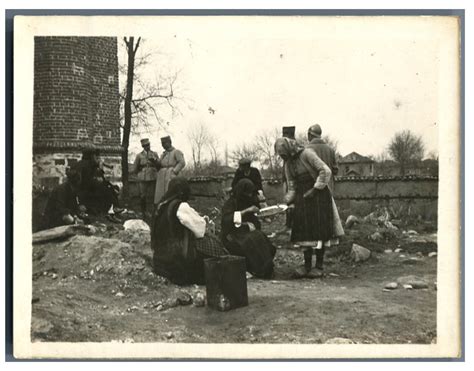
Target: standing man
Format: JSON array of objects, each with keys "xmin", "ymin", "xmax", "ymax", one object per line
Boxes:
[
  {"xmin": 133, "ymin": 138, "xmax": 159, "ymax": 217},
  {"xmin": 231, "ymin": 158, "xmax": 266, "ymax": 207},
  {"xmin": 152, "ymin": 135, "xmax": 186, "ymax": 206},
  {"xmin": 306, "ymin": 124, "xmax": 338, "ymax": 193}
]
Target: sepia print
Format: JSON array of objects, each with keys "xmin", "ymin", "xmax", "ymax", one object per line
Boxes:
[{"xmin": 13, "ymin": 15, "xmax": 462, "ymax": 359}]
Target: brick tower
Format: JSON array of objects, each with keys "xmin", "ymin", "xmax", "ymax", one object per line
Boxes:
[{"xmin": 33, "ymin": 36, "xmax": 122, "ymax": 188}]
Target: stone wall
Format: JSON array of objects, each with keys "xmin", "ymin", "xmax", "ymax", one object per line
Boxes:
[
  {"xmin": 33, "ymin": 153, "xmax": 122, "ymax": 188},
  {"xmin": 128, "ymin": 175, "xmax": 438, "ymax": 220}
]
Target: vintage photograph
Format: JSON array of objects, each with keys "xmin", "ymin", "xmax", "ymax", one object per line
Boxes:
[{"xmin": 13, "ymin": 15, "xmax": 461, "ymax": 359}]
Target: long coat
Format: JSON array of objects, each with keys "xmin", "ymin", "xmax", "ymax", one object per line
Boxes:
[
  {"xmin": 305, "ymin": 138, "xmax": 338, "ymax": 193},
  {"xmin": 154, "ymin": 148, "xmax": 186, "ymax": 204}
]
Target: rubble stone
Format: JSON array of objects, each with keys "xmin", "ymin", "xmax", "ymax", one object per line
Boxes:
[
  {"xmin": 177, "ymin": 292, "xmax": 193, "ymax": 306},
  {"xmin": 384, "ymin": 282, "xmax": 398, "ymax": 290},
  {"xmin": 397, "ymin": 275, "xmax": 429, "ymax": 289},
  {"xmin": 193, "ymin": 292, "xmax": 206, "ymax": 307},
  {"xmin": 370, "ymin": 232, "xmax": 384, "ymax": 242},
  {"xmin": 350, "ymin": 244, "xmax": 371, "ymax": 262},
  {"xmin": 345, "ymin": 215, "xmax": 359, "ymax": 229}
]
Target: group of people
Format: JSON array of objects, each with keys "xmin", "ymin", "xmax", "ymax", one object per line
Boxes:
[
  {"xmin": 41, "ymin": 123, "xmax": 343, "ymax": 283},
  {"xmin": 41, "ymin": 135, "xmax": 186, "ymax": 230},
  {"xmin": 150, "ymin": 123, "xmax": 344, "ymax": 284},
  {"xmin": 132, "ymin": 135, "xmax": 186, "ymax": 217},
  {"xmin": 41, "ymin": 147, "xmax": 123, "ymax": 230}
]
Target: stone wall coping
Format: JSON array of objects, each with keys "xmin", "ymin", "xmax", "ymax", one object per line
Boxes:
[{"xmin": 128, "ymin": 174, "xmax": 438, "ymax": 184}]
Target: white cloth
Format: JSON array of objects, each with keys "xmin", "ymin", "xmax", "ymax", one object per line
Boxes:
[
  {"xmin": 176, "ymin": 202, "xmax": 206, "ymax": 238},
  {"xmin": 233, "ymin": 211, "xmax": 242, "ymax": 227}
]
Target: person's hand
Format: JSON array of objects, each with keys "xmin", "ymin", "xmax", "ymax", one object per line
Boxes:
[
  {"xmin": 62, "ymin": 214, "xmax": 75, "ymax": 225},
  {"xmin": 247, "ymin": 222, "xmax": 256, "ymax": 232},
  {"xmin": 283, "ymin": 190, "xmax": 295, "ymax": 204},
  {"xmin": 303, "ymin": 188, "xmax": 316, "ymax": 199},
  {"xmin": 243, "ymin": 205, "xmax": 259, "ymax": 215}
]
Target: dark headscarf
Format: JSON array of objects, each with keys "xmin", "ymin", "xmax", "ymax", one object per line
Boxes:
[
  {"xmin": 232, "ymin": 178, "xmax": 259, "ymax": 210},
  {"xmin": 153, "ymin": 177, "xmax": 191, "ymax": 243},
  {"xmin": 156, "ymin": 177, "xmax": 191, "ymax": 213},
  {"xmin": 274, "ymin": 137, "xmax": 304, "ymax": 159}
]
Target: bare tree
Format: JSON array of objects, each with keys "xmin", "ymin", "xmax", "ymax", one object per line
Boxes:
[
  {"xmin": 296, "ymin": 132, "xmax": 309, "ymax": 145},
  {"xmin": 373, "ymin": 150, "xmax": 390, "ymax": 163},
  {"xmin": 120, "ymin": 37, "xmax": 182, "ymax": 196},
  {"xmin": 207, "ymin": 133, "xmax": 220, "ymax": 164},
  {"xmin": 388, "ymin": 130, "xmax": 425, "ymax": 175},
  {"xmin": 187, "ymin": 122, "xmax": 212, "ymax": 172},
  {"xmin": 230, "ymin": 143, "xmax": 258, "ymax": 165},
  {"xmin": 322, "ymin": 135, "xmax": 340, "ymax": 157},
  {"xmin": 426, "ymin": 150, "xmax": 438, "ymax": 161},
  {"xmin": 254, "ymin": 127, "xmax": 282, "ymax": 178}
]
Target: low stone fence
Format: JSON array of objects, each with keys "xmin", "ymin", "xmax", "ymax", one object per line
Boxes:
[{"xmin": 128, "ymin": 174, "xmax": 438, "ymax": 220}]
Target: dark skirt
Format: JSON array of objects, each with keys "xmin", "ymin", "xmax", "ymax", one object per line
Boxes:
[
  {"xmin": 224, "ymin": 230, "xmax": 276, "ymax": 279},
  {"xmin": 291, "ymin": 173, "xmax": 333, "ymax": 243},
  {"xmin": 153, "ymin": 233, "xmax": 227, "ymax": 286}
]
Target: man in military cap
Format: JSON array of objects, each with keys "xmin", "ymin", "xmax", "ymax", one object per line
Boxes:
[
  {"xmin": 306, "ymin": 124, "xmax": 338, "ymax": 193},
  {"xmin": 282, "ymin": 126, "xmax": 296, "ymax": 140},
  {"xmin": 133, "ymin": 138, "xmax": 159, "ymax": 217},
  {"xmin": 151, "ymin": 135, "xmax": 186, "ymax": 205}
]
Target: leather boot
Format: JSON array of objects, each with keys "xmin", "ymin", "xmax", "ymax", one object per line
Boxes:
[
  {"xmin": 315, "ymin": 247, "xmax": 326, "ymax": 270},
  {"xmin": 304, "ymin": 248, "xmax": 313, "ymax": 272}
]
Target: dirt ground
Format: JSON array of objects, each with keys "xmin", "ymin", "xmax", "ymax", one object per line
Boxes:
[{"xmin": 31, "ymin": 211, "xmax": 437, "ymax": 344}]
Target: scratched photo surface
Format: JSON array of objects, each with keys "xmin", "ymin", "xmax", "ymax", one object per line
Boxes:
[{"xmin": 14, "ymin": 15, "xmax": 461, "ymax": 359}]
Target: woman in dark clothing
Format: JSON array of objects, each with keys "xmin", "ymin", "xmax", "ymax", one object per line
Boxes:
[
  {"xmin": 274, "ymin": 137, "xmax": 344, "ymax": 277},
  {"xmin": 221, "ymin": 179, "xmax": 276, "ymax": 279},
  {"xmin": 42, "ymin": 167, "xmax": 86, "ymax": 230},
  {"xmin": 151, "ymin": 177, "xmax": 228, "ymax": 285},
  {"xmin": 77, "ymin": 148, "xmax": 121, "ymax": 217}
]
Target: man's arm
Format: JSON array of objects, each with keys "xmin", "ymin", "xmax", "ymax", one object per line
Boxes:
[
  {"xmin": 172, "ymin": 150, "xmax": 186, "ymax": 174},
  {"xmin": 132, "ymin": 154, "xmax": 141, "ymax": 175},
  {"xmin": 303, "ymin": 150, "xmax": 331, "ymax": 189}
]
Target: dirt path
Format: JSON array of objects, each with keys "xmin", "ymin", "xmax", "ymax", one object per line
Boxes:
[{"xmin": 31, "ymin": 223, "xmax": 437, "ymax": 344}]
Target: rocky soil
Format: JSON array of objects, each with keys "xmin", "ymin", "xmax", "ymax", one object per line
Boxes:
[{"xmin": 31, "ymin": 211, "xmax": 437, "ymax": 344}]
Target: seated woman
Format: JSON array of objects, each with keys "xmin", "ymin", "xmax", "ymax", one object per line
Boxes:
[
  {"xmin": 221, "ymin": 178, "xmax": 276, "ymax": 279},
  {"xmin": 151, "ymin": 177, "xmax": 228, "ymax": 286},
  {"xmin": 77, "ymin": 147, "xmax": 122, "ymax": 219},
  {"xmin": 41, "ymin": 167, "xmax": 88, "ymax": 230}
]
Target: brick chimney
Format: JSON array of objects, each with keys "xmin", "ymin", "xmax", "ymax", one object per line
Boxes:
[{"xmin": 33, "ymin": 36, "xmax": 122, "ymax": 188}]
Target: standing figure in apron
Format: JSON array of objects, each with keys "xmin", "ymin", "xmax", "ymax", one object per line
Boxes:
[{"xmin": 152, "ymin": 135, "xmax": 186, "ymax": 207}]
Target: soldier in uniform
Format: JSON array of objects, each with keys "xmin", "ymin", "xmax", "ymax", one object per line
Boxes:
[{"xmin": 132, "ymin": 138, "xmax": 159, "ymax": 217}]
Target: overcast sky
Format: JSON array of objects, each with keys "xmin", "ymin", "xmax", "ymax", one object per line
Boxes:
[{"xmin": 118, "ymin": 17, "xmax": 445, "ymax": 164}]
